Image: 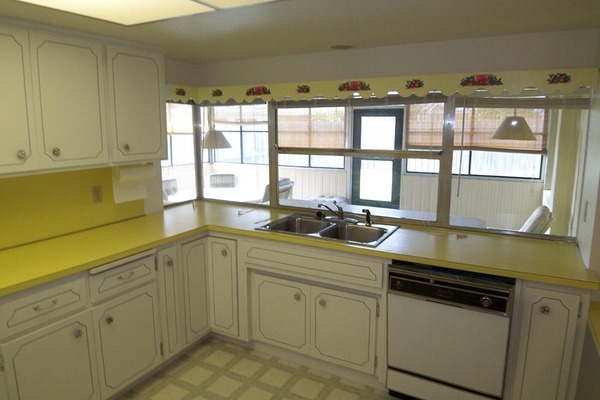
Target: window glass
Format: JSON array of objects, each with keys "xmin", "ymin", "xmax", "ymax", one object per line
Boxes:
[
  {"xmin": 161, "ymin": 103, "xmax": 197, "ymax": 205},
  {"xmin": 201, "ymin": 104, "xmax": 269, "ymax": 203}
]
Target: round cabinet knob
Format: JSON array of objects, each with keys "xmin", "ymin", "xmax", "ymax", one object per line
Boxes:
[
  {"xmin": 221, "ymin": 249, "xmax": 228, "ymax": 257},
  {"xmin": 74, "ymin": 329, "xmax": 83, "ymax": 338},
  {"xmin": 294, "ymin": 293, "xmax": 301, "ymax": 302},
  {"xmin": 17, "ymin": 150, "xmax": 27, "ymax": 160},
  {"xmin": 540, "ymin": 305, "xmax": 550, "ymax": 314},
  {"xmin": 480, "ymin": 296, "xmax": 493, "ymax": 309},
  {"xmin": 106, "ymin": 316, "xmax": 114, "ymax": 324},
  {"xmin": 166, "ymin": 259, "xmax": 174, "ymax": 267},
  {"xmin": 52, "ymin": 147, "xmax": 61, "ymax": 157},
  {"xmin": 123, "ymin": 144, "xmax": 130, "ymax": 152},
  {"xmin": 319, "ymin": 299, "xmax": 326, "ymax": 308}
]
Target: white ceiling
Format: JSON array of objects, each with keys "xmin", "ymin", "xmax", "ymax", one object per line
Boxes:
[{"xmin": 1, "ymin": 0, "xmax": 599, "ymax": 64}]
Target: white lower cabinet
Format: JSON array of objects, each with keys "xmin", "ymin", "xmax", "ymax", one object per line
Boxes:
[
  {"xmin": 206, "ymin": 237, "xmax": 238, "ymax": 337},
  {"xmin": 1, "ymin": 311, "xmax": 99, "ymax": 400},
  {"xmin": 181, "ymin": 238, "xmax": 210, "ymax": 344},
  {"xmin": 156, "ymin": 246, "xmax": 185, "ymax": 359},
  {"xmin": 509, "ymin": 283, "xmax": 588, "ymax": 400},
  {"xmin": 251, "ymin": 273, "xmax": 378, "ymax": 374},
  {"xmin": 92, "ymin": 284, "xmax": 161, "ymax": 399}
]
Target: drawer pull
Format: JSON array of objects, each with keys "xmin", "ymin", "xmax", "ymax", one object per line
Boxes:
[
  {"xmin": 540, "ymin": 305, "xmax": 550, "ymax": 314},
  {"xmin": 116, "ymin": 271, "xmax": 135, "ymax": 281},
  {"xmin": 32, "ymin": 298, "xmax": 58, "ymax": 312}
]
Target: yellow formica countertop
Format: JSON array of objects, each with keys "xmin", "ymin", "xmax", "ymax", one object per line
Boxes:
[{"xmin": 1, "ymin": 201, "xmax": 599, "ymax": 299}]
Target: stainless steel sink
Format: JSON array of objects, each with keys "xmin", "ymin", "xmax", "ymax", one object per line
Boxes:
[
  {"xmin": 262, "ymin": 215, "xmax": 333, "ymax": 234},
  {"xmin": 318, "ymin": 223, "xmax": 388, "ymax": 243},
  {"xmin": 257, "ymin": 214, "xmax": 397, "ymax": 247}
]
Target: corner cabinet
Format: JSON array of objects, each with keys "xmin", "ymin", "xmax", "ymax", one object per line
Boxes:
[
  {"xmin": 106, "ymin": 46, "xmax": 167, "ymax": 163},
  {"xmin": 30, "ymin": 32, "xmax": 109, "ymax": 169},
  {"xmin": 181, "ymin": 238, "xmax": 210, "ymax": 344},
  {"xmin": 156, "ymin": 246, "xmax": 185, "ymax": 359},
  {"xmin": 508, "ymin": 282, "xmax": 590, "ymax": 400},
  {"xmin": 0, "ymin": 25, "xmax": 38, "ymax": 174}
]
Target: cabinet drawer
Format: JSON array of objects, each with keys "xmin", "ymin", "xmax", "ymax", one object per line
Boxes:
[
  {"xmin": 0, "ymin": 275, "xmax": 86, "ymax": 340},
  {"xmin": 89, "ymin": 253, "xmax": 155, "ymax": 303}
]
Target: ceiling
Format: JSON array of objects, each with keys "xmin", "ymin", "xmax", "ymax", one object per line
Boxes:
[{"xmin": 1, "ymin": 0, "xmax": 599, "ymax": 64}]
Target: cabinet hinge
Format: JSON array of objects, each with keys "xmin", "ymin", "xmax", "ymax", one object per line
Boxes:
[
  {"xmin": 376, "ymin": 303, "xmax": 380, "ymax": 318},
  {"xmin": 160, "ymin": 343, "xmax": 164, "ymax": 357},
  {"xmin": 578, "ymin": 301, "xmax": 583, "ymax": 318},
  {"xmin": 0, "ymin": 355, "xmax": 4, "ymax": 372},
  {"xmin": 374, "ymin": 355, "xmax": 378, "ymax": 368}
]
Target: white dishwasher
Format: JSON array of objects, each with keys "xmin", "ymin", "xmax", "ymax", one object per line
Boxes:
[{"xmin": 387, "ymin": 262, "xmax": 515, "ymax": 400}]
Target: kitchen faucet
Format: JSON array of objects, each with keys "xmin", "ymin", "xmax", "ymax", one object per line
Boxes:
[{"xmin": 318, "ymin": 200, "xmax": 344, "ymax": 220}]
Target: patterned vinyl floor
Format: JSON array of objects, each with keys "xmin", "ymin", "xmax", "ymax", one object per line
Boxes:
[{"xmin": 123, "ymin": 338, "xmax": 397, "ymax": 400}]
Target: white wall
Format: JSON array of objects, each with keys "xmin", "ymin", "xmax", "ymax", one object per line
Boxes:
[{"xmin": 166, "ymin": 29, "xmax": 599, "ymax": 87}]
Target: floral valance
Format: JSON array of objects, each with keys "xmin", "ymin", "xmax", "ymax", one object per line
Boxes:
[{"xmin": 167, "ymin": 68, "xmax": 598, "ymax": 105}]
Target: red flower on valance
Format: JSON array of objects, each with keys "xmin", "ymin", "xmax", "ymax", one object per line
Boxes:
[
  {"xmin": 460, "ymin": 74, "xmax": 503, "ymax": 86},
  {"xmin": 175, "ymin": 88, "xmax": 186, "ymax": 96},
  {"xmin": 246, "ymin": 86, "xmax": 271, "ymax": 96},
  {"xmin": 338, "ymin": 80, "xmax": 371, "ymax": 91},
  {"xmin": 212, "ymin": 89, "xmax": 223, "ymax": 97},
  {"xmin": 296, "ymin": 85, "xmax": 311, "ymax": 93},
  {"xmin": 547, "ymin": 73, "xmax": 571, "ymax": 84},
  {"xmin": 405, "ymin": 79, "xmax": 424, "ymax": 89}
]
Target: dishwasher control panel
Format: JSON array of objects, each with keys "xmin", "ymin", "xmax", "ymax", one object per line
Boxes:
[{"xmin": 389, "ymin": 262, "xmax": 515, "ymax": 316}]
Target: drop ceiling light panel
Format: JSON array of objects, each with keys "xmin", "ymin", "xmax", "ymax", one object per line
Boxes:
[{"xmin": 16, "ymin": 0, "xmax": 277, "ymax": 25}]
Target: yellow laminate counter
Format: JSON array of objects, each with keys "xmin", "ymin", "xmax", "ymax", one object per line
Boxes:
[{"xmin": 1, "ymin": 201, "xmax": 599, "ymax": 299}]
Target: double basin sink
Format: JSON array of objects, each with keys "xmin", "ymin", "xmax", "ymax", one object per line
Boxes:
[{"xmin": 257, "ymin": 214, "xmax": 398, "ymax": 247}]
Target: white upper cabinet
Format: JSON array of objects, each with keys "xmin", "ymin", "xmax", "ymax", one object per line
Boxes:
[
  {"xmin": 106, "ymin": 46, "xmax": 167, "ymax": 163},
  {"xmin": 0, "ymin": 25, "xmax": 38, "ymax": 174},
  {"xmin": 30, "ymin": 32, "xmax": 109, "ymax": 169}
]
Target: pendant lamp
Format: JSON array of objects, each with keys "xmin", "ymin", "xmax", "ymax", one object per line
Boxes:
[
  {"xmin": 203, "ymin": 128, "xmax": 231, "ymax": 149},
  {"xmin": 492, "ymin": 110, "xmax": 536, "ymax": 141}
]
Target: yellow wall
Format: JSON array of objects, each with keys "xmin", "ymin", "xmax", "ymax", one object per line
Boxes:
[{"xmin": 0, "ymin": 168, "xmax": 144, "ymax": 250}]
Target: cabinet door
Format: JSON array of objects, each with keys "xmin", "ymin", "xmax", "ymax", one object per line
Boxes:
[
  {"xmin": 156, "ymin": 246, "xmax": 184, "ymax": 358},
  {"xmin": 106, "ymin": 46, "xmax": 167, "ymax": 163},
  {"xmin": 512, "ymin": 287, "xmax": 580, "ymax": 400},
  {"xmin": 92, "ymin": 284, "xmax": 161, "ymax": 399},
  {"xmin": 181, "ymin": 239, "xmax": 209, "ymax": 344},
  {"xmin": 30, "ymin": 33, "xmax": 108, "ymax": 169},
  {"xmin": 207, "ymin": 238, "xmax": 238, "ymax": 337},
  {"xmin": 0, "ymin": 25, "xmax": 37, "ymax": 174},
  {"xmin": 1, "ymin": 311, "xmax": 99, "ymax": 400},
  {"xmin": 251, "ymin": 274, "xmax": 310, "ymax": 354},
  {"xmin": 312, "ymin": 287, "xmax": 377, "ymax": 374}
]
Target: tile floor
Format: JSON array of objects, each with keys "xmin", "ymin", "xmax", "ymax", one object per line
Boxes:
[{"xmin": 123, "ymin": 338, "xmax": 397, "ymax": 400}]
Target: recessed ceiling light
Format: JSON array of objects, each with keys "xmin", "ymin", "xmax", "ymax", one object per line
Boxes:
[
  {"xmin": 15, "ymin": 0, "xmax": 278, "ymax": 26},
  {"xmin": 331, "ymin": 44, "xmax": 354, "ymax": 50}
]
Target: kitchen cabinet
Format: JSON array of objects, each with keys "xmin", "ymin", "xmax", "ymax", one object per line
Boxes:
[
  {"xmin": 92, "ymin": 284, "xmax": 161, "ymax": 399},
  {"xmin": 1, "ymin": 311, "xmax": 100, "ymax": 400},
  {"xmin": 0, "ymin": 25, "xmax": 38, "ymax": 174},
  {"xmin": 181, "ymin": 238, "xmax": 210, "ymax": 344},
  {"xmin": 206, "ymin": 237, "xmax": 238, "ymax": 337},
  {"xmin": 251, "ymin": 273, "xmax": 378, "ymax": 374},
  {"xmin": 30, "ymin": 32, "xmax": 108, "ymax": 170},
  {"xmin": 156, "ymin": 246, "xmax": 185, "ymax": 359},
  {"xmin": 251, "ymin": 274, "xmax": 310, "ymax": 353},
  {"xmin": 106, "ymin": 46, "xmax": 167, "ymax": 163},
  {"xmin": 509, "ymin": 284, "xmax": 588, "ymax": 400}
]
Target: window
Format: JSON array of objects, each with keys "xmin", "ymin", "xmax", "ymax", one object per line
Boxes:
[
  {"xmin": 201, "ymin": 104, "xmax": 270, "ymax": 203},
  {"xmin": 406, "ymin": 105, "xmax": 547, "ymax": 179},
  {"xmin": 161, "ymin": 103, "xmax": 197, "ymax": 205}
]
